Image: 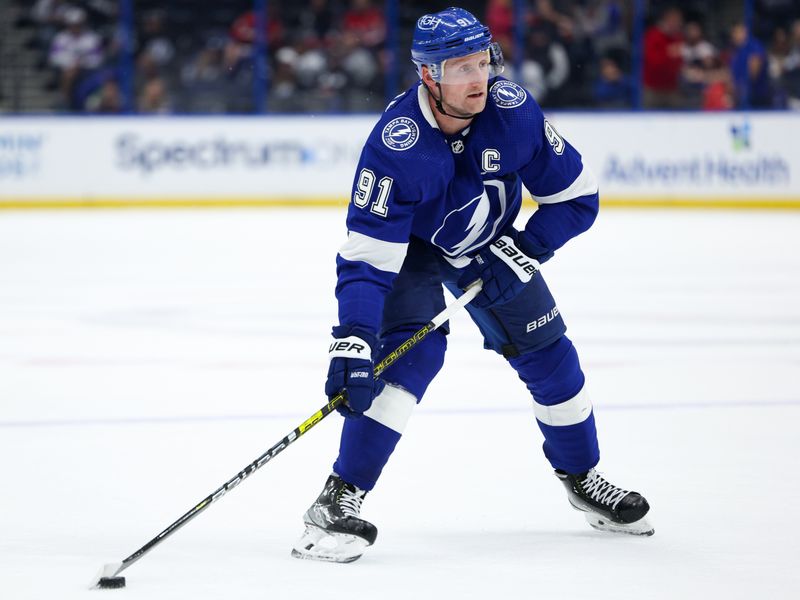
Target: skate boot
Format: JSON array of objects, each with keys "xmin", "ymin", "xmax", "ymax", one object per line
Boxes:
[
  {"xmin": 556, "ymin": 468, "xmax": 654, "ymax": 536},
  {"xmin": 291, "ymin": 473, "xmax": 378, "ymax": 563}
]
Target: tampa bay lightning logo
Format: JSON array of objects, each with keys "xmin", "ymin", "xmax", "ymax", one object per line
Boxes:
[
  {"xmin": 491, "ymin": 80, "xmax": 527, "ymax": 109},
  {"xmin": 431, "ymin": 180, "xmax": 508, "ymax": 258},
  {"xmin": 382, "ymin": 117, "xmax": 419, "ymax": 151}
]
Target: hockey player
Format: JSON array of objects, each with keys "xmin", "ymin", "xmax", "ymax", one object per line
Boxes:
[{"xmin": 293, "ymin": 7, "xmax": 653, "ymax": 563}]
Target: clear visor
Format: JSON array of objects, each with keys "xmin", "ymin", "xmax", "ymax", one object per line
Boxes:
[{"xmin": 439, "ymin": 49, "xmax": 492, "ymax": 85}]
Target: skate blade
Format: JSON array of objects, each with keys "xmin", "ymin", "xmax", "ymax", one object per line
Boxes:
[
  {"xmin": 584, "ymin": 512, "xmax": 655, "ymax": 536},
  {"xmin": 291, "ymin": 524, "xmax": 369, "ymax": 563}
]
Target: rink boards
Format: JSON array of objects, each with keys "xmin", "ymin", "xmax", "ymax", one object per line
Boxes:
[{"xmin": 1, "ymin": 112, "xmax": 799, "ymax": 209}]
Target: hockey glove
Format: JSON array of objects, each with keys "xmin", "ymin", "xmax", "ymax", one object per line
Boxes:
[
  {"xmin": 457, "ymin": 233, "xmax": 541, "ymax": 309},
  {"xmin": 326, "ymin": 325, "xmax": 385, "ymax": 418}
]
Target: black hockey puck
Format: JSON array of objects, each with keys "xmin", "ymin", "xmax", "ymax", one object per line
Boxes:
[{"xmin": 97, "ymin": 576, "xmax": 126, "ymax": 589}]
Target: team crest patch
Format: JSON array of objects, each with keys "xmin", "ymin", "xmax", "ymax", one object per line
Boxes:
[
  {"xmin": 382, "ymin": 117, "xmax": 419, "ymax": 151},
  {"xmin": 490, "ymin": 80, "xmax": 527, "ymax": 109}
]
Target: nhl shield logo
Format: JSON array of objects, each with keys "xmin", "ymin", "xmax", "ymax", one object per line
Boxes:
[
  {"xmin": 490, "ymin": 80, "xmax": 527, "ymax": 109},
  {"xmin": 382, "ymin": 117, "xmax": 419, "ymax": 151},
  {"xmin": 451, "ymin": 140, "xmax": 464, "ymax": 154}
]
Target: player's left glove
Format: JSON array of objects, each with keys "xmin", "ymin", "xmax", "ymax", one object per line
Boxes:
[
  {"xmin": 326, "ymin": 325, "xmax": 385, "ymax": 418},
  {"xmin": 457, "ymin": 233, "xmax": 541, "ymax": 309}
]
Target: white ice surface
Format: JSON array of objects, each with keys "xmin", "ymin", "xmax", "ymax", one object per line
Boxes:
[{"xmin": 1, "ymin": 208, "xmax": 799, "ymax": 599}]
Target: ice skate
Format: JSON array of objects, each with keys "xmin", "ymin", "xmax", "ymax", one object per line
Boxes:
[
  {"xmin": 556, "ymin": 468, "xmax": 654, "ymax": 536},
  {"xmin": 291, "ymin": 474, "xmax": 378, "ymax": 563}
]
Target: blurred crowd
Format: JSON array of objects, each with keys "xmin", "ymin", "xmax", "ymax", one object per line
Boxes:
[
  {"xmin": 487, "ymin": 0, "xmax": 800, "ymax": 110},
  {"xmin": 639, "ymin": 3, "xmax": 800, "ymax": 110},
  {"xmin": 7, "ymin": 0, "xmax": 800, "ymax": 113},
  {"xmin": 10, "ymin": 0, "xmax": 392, "ymax": 113}
]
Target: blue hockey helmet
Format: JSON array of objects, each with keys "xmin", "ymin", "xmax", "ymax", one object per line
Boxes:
[{"xmin": 411, "ymin": 7, "xmax": 504, "ymax": 82}]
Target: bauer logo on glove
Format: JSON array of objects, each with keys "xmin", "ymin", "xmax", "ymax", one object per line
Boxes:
[
  {"xmin": 329, "ymin": 337, "xmax": 370, "ymax": 358},
  {"xmin": 457, "ymin": 233, "xmax": 541, "ymax": 309},
  {"xmin": 490, "ymin": 236, "xmax": 539, "ymax": 281},
  {"xmin": 326, "ymin": 327, "xmax": 385, "ymax": 417}
]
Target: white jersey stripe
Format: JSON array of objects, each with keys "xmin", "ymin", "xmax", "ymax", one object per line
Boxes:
[
  {"xmin": 364, "ymin": 384, "xmax": 417, "ymax": 433},
  {"xmin": 533, "ymin": 165, "xmax": 599, "ymax": 205},
  {"xmin": 533, "ymin": 386, "xmax": 593, "ymax": 427},
  {"xmin": 339, "ymin": 231, "xmax": 409, "ymax": 274}
]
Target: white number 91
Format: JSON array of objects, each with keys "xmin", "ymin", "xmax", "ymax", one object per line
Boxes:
[{"xmin": 353, "ymin": 168, "xmax": 393, "ymax": 217}]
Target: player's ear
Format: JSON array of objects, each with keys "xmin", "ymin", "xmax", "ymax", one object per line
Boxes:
[{"xmin": 421, "ymin": 65, "xmax": 436, "ymax": 91}]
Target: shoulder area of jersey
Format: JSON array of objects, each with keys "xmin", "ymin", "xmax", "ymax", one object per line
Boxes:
[
  {"xmin": 488, "ymin": 77, "xmax": 533, "ymax": 111},
  {"xmin": 370, "ymin": 86, "xmax": 428, "ymax": 154}
]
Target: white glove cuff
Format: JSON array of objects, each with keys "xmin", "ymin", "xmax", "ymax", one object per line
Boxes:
[
  {"xmin": 488, "ymin": 236, "xmax": 540, "ymax": 283},
  {"xmin": 329, "ymin": 336, "xmax": 372, "ymax": 360}
]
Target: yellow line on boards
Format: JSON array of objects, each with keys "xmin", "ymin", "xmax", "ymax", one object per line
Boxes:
[{"xmin": 1, "ymin": 197, "xmax": 800, "ymax": 210}]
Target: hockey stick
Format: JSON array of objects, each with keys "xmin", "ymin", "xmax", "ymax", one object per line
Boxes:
[{"xmin": 89, "ymin": 281, "xmax": 482, "ymax": 589}]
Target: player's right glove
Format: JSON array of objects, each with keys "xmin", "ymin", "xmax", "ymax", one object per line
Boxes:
[
  {"xmin": 457, "ymin": 233, "xmax": 541, "ymax": 308},
  {"xmin": 326, "ymin": 325, "xmax": 385, "ymax": 418}
]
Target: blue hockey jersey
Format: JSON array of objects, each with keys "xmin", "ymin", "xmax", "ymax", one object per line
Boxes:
[{"xmin": 336, "ymin": 77, "xmax": 599, "ymax": 333}]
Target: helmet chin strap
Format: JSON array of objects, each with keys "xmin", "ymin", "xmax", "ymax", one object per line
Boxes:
[{"xmin": 430, "ymin": 82, "xmax": 480, "ymax": 121}]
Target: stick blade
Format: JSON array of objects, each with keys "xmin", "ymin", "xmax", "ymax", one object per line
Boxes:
[{"xmin": 88, "ymin": 562, "xmax": 124, "ymax": 589}]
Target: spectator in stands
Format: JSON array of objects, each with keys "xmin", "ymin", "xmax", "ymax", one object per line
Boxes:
[
  {"xmin": 229, "ymin": 6, "xmax": 285, "ymax": 49},
  {"xmin": 337, "ymin": 0, "xmax": 387, "ymax": 108},
  {"xmin": 176, "ymin": 36, "xmax": 232, "ymax": 113},
  {"xmin": 225, "ymin": 6, "xmax": 285, "ymax": 80},
  {"xmin": 766, "ymin": 26, "xmax": 792, "ymax": 107},
  {"xmin": 138, "ymin": 76, "xmax": 171, "ymax": 114},
  {"xmin": 270, "ymin": 46, "xmax": 301, "ymax": 108},
  {"xmin": 269, "ymin": 0, "xmax": 342, "ymax": 112},
  {"xmin": 341, "ymin": 0, "xmax": 386, "ymax": 50},
  {"xmin": 296, "ymin": 0, "xmax": 335, "ymax": 45},
  {"xmin": 768, "ymin": 27, "xmax": 791, "ymax": 78},
  {"xmin": 26, "ymin": 0, "xmax": 72, "ymax": 54},
  {"xmin": 702, "ymin": 61, "xmax": 734, "ymax": 111},
  {"xmin": 779, "ymin": 20, "xmax": 800, "ymax": 109},
  {"xmin": 181, "ymin": 37, "xmax": 225, "ymax": 85},
  {"xmin": 29, "ymin": 0, "xmax": 69, "ymax": 27},
  {"xmin": 729, "ymin": 22, "xmax": 771, "ymax": 108},
  {"xmin": 85, "ymin": 78, "xmax": 123, "ymax": 113},
  {"xmin": 682, "ymin": 21, "xmax": 716, "ymax": 75},
  {"xmin": 574, "ymin": 0, "xmax": 627, "ymax": 58},
  {"xmin": 338, "ymin": 41, "xmax": 379, "ymax": 87},
  {"xmin": 643, "ymin": 6, "xmax": 684, "ymax": 109},
  {"xmin": 681, "ymin": 20, "xmax": 717, "ymax": 108},
  {"xmin": 268, "ymin": 34, "xmax": 346, "ymax": 113},
  {"xmin": 293, "ymin": 39, "xmax": 332, "ymax": 91},
  {"xmin": 592, "ymin": 53, "xmax": 633, "ymax": 109},
  {"xmin": 533, "ymin": 0, "xmax": 576, "ymax": 41},
  {"xmin": 486, "ymin": 0, "xmax": 514, "ymax": 51},
  {"xmin": 136, "ymin": 9, "xmax": 175, "ymax": 82},
  {"xmin": 48, "ymin": 6, "xmax": 104, "ymax": 110},
  {"xmin": 520, "ymin": 23, "xmax": 570, "ymax": 105}
]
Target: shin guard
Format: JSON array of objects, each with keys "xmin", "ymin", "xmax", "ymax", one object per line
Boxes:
[{"xmin": 509, "ymin": 336, "xmax": 599, "ymax": 474}]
